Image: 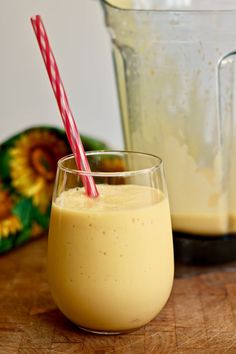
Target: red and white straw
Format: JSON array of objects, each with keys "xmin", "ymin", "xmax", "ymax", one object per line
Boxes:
[{"xmin": 30, "ymin": 15, "xmax": 99, "ymax": 198}]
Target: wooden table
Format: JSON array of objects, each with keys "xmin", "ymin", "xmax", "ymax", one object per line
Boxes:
[{"xmin": 1, "ymin": 236, "xmax": 236, "ymax": 354}]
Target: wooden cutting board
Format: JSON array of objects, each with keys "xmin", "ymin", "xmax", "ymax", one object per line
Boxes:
[{"xmin": 1, "ymin": 236, "xmax": 236, "ymax": 353}]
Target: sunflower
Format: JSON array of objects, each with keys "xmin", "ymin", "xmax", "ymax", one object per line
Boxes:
[
  {"xmin": 0, "ymin": 187, "xmax": 22, "ymax": 238},
  {"xmin": 10, "ymin": 130, "xmax": 69, "ymax": 212}
]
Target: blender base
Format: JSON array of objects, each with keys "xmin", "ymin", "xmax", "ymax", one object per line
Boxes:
[{"xmin": 173, "ymin": 232, "xmax": 236, "ymax": 264}]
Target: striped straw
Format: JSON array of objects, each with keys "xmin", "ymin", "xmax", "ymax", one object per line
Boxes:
[{"xmin": 30, "ymin": 15, "xmax": 99, "ymax": 198}]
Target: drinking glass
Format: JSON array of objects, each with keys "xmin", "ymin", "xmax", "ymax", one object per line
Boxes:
[{"xmin": 48, "ymin": 150, "xmax": 174, "ymax": 334}]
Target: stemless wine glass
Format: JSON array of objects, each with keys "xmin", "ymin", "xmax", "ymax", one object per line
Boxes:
[{"xmin": 48, "ymin": 150, "xmax": 174, "ymax": 334}]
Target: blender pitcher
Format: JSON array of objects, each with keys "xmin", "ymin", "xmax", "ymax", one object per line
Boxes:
[{"xmin": 101, "ymin": 0, "xmax": 236, "ymax": 263}]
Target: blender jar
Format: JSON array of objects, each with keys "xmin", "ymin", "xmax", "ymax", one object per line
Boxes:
[{"xmin": 101, "ymin": 0, "xmax": 236, "ymax": 263}]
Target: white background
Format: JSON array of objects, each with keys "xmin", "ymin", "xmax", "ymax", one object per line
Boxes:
[{"xmin": 0, "ymin": 0, "xmax": 123, "ymax": 148}]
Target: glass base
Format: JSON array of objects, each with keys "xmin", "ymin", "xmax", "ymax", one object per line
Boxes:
[
  {"xmin": 173, "ymin": 231, "xmax": 236, "ymax": 265},
  {"xmin": 78, "ymin": 325, "xmax": 140, "ymax": 335}
]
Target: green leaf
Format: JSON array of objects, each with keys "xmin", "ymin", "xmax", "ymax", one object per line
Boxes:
[
  {"xmin": 1, "ymin": 132, "xmax": 21, "ymax": 148},
  {"xmin": 32, "ymin": 204, "xmax": 51, "ymax": 229},
  {"xmin": 81, "ymin": 134, "xmax": 108, "ymax": 151},
  {"xmin": 12, "ymin": 198, "xmax": 33, "ymax": 228},
  {"xmin": 0, "ymin": 147, "xmax": 11, "ymax": 180},
  {"xmin": 0, "ymin": 236, "xmax": 14, "ymax": 253},
  {"xmin": 14, "ymin": 228, "xmax": 31, "ymax": 247}
]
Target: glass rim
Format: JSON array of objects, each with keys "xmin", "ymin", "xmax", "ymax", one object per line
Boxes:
[
  {"xmin": 102, "ymin": 0, "xmax": 236, "ymax": 13},
  {"xmin": 57, "ymin": 150, "xmax": 163, "ymax": 177}
]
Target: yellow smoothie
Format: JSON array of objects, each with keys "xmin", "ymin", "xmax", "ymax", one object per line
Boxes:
[{"xmin": 48, "ymin": 184, "xmax": 173, "ymax": 332}]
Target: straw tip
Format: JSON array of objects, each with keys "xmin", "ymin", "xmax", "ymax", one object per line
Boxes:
[{"xmin": 30, "ymin": 14, "xmax": 41, "ymax": 22}]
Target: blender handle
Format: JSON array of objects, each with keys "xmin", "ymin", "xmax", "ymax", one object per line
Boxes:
[{"xmin": 217, "ymin": 51, "xmax": 236, "ymax": 176}]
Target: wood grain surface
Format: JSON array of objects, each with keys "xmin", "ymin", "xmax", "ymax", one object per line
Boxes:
[{"xmin": 1, "ymin": 236, "xmax": 236, "ymax": 354}]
